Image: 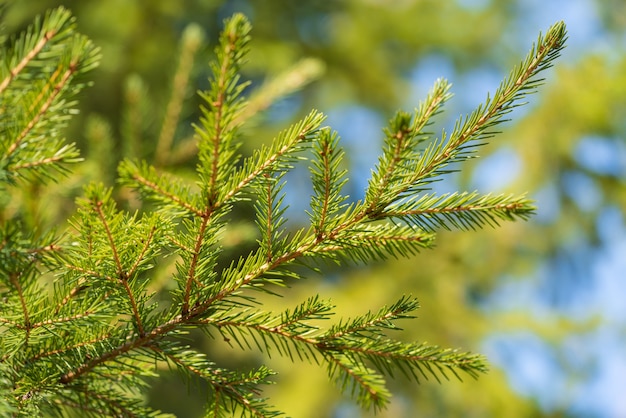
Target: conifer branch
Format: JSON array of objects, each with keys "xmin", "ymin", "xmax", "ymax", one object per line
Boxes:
[
  {"xmin": 10, "ymin": 148, "xmax": 72, "ymax": 171},
  {"xmin": 209, "ymin": 367, "xmax": 280, "ymax": 418},
  {"xmin": 196, "ymin": 14, "xmax": 251, "ymax": 205},
  {"xmin": 405, "ymin": 22, "xmax": 567, "ymax": 195},
  {"xmin": 381, "ymin": 192, "xmax": 535, "ymax": 231},
  {"xmin": 366, "ymin": 78, "xmax": 451, "ymax": 211},
  {"xmin": 182, "ymin": 216, "xmax": 212, "ymax": 316},
  {"xmin": 309, "ymin": 127, "xmax": 350, "ymax": 235},
  {"xmin": 0, "ymin": 7, "xmax": 99, "ymax": 183},
  {"xmin": 255, "ymin": 173, "xmax": 288, "ymax": 262},
  {"xmin": 5, "ymin": 311, "xmax": 93, "ymax": 331},
  {"xmin": 5, "ymin": 61, "xmax": 75, "ymax": 161},
  {"xmin": 223, "ymin": 110, "xmax": 325, "ymax": 207},
  {"xmin": 9, "ymin": 272, "xmax": 30, "ymax": 331},
  {"xmin": 0, "ymin": 8, "xmax": 72, "ymax": 95},
  {"xmin": 128, "ymin": 226, "xmax": 157, "ymax": 278},
  {"xmin": 92, "ymin": 196, "xmax": 124, "ymax": 275},
  {"xmin": 58, "ymin": 333, "xmax": 151, "ymax": 385},
  {"xmin": 118, "ymin": 161, "xmax": 203, "ymax": 217},
  {"xmin": 0, "ymin": 10, "xmax": 567, "ymax": 416}
]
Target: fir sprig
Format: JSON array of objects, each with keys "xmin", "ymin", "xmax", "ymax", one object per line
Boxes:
[
  {"xmin": 0, "ymin": 8, "xmax": 567, "ymax": 417},
  {"xmin": 308, "ymin": 127, "xmax": 350, "ymax": 235},
  {"xmin": 0, "ymin": 7, "xmax": 100, "ymax": 184},
  {"xmin": 195, "ymin": 14, "xmax": 251, "ymax": 206},
  {"xmin": 383, "ymin": 191, "xmax": 536, "ymax": 232}
]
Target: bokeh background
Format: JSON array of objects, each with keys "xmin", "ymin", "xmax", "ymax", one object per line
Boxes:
[{"xmin": 5, "ymin": 0, "xmax": 626, "ymax": 417}]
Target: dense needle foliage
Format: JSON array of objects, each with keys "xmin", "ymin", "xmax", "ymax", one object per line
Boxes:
[{"xmin": 0, "ymin": 7, "xmax": 566, "ymax": 417}]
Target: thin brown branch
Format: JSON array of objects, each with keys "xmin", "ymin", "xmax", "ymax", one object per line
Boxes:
[
  {"xmin": 10, "ymin": 154, "xmax": 68, "ymax": 172},
  {"xmin": 151, "ymin": 346, "xmax": 206, "ymax": 376},
  {"xmin": 92, "ymin": 197, "xmax": 145, "ymax": 335},
  {"xmin": 9, "ymin": 272, "xmax": 31, "ymax": 332},
  {"xmin": 54, "ymin": 264, "xmax": 119, "ymax": 314},
  {"xmin": 4, "ymin": 63, "xmax": 76, "ymax": 161},
  {"xmin": 92, "ymin": 199, "xmax": 123, "ymax": 274},
  {"xmin": 59, "ymin": 313, "xmax": 184, "ymax": 384},
  {"xmin": 315, "ymin": 136, "xmax": 333, "ymax": 235},
  {"xmin": 127, "ymin": 226, "xmax": 156, "ymax": 277},
  {"xmin": 205, "ymin": 32, "xmax": 237, "ymax": 205},
  {"xmin": 263, "ymin": 174, "xmax": 274, "ymax": 261},
  {"xmin": 182, "ymin": 215, "xmax": 210, "ymax": 316},
  {"xmin": 384, "ymin": 201, "xmax": 528, "ymax": 217},
  {"xmin": 121, "ymin": 278, "xmax": 144, "ymax": 337},
  {"xmin": 328, "ymin": 354, "xmax": 383, "ymax": 403},
  {"xmin": 367, "ymin": 90, "xmax": 447, "ymax": 212},
  {"xmin": 415, "ymin": 35, "xmax": 563, "ymax": 186},
  {"xmin": 29, "ymin": 311, "xmax": 94, "ymax": 329},
  {"xmin": 0, "ymin": 29, "xmax": 57, "ymax": 95},
  {"xmin": 129, "ymin": 171, "xmax": 203, "ymax": 216},
  {"xmin": 29, "ymin": 334, "xmax": 111, "ymax": 363},
  {"xmin": 26, "ymin": 243, "xmax": 61, "ymax": 255},
  {"xmin": 218, "ymin": 128, "xmax": 314, "ymax": 210}
]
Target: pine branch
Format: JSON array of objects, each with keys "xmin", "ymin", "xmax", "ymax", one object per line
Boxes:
[
  {"xmin": 380, "ymin": 191, "xmax": 536, "ymax": 232},
  {"xmin": 321, "ymin": 223, "xmax": 435, "ymax": 262},
  {"xmin": 316, "ymin": 297, "xmax": 486, "ymax": 408},
  {"xmin": 365, "ymin": 78, "xmax": 452, "ymax": 210},
  {"xmin": 0, "ymin": 9, "xmax": 567, "ymax": 416},
  {"xmin": 52, "ymin": 384, "xmax": 169, "ymax": 418},
  {"xmin": 0, "ymin": 7, "xmax": 100, "ymax": 183},
  {"xmin": 392, "ymin": 22, "xmax": 567, "ymax": 199},
  {"xmin": 308, "ymin": 127, "xmax": 350, "ymax": 235},
  {"xmin": 326, "ymin": 353, "xmax": 390, "ymax": 410},
  {"xmin": 208, "ymin": 366, "xmax": 281, "ymax": 418},
  {"xmin": 206, "ymin": 296, "xmax": 332, "ymax": 361},
  {"xmin": 153, "ymin": 343, "xmax": 281, "ymax": 418},
  {"xmin": 0, "ymin": 8, "xmax": 74, "ymax": 95},
  {"xmin": 195, "ymin": 14, "xmax": 251, "ymax": 206},
  {"xmin": 223, "ymin": 110, "xmax": 325, "ymax": 207},
  {"xmin": 199, "ymin": 295, "xmax": 485, "ymax": 409},
  {"xmin": 118, "ymin": 159, "xmax": 203, "ymax": 217},
  {"xmin": 254, "ymin": 172, "xmax": 289, "ymax": 263},
  {"xmin": 62, "ymin": 18, "xmax": 564, "ymax": 415}
]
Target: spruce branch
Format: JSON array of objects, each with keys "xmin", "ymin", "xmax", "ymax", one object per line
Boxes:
[
  {"xmin": 195, "ymin": 14, "xmax": 251, "ymax": 206},
  {"xmin": 365, "ymin": 77, "xmax": 452, "ymax": 211},
  {"xmin": 308, "ymin": 127, "xmax": 350, "ymax": 235},
  {"xmin": 118, "ymin": 160, "xmax": 204, "ymax": 217},
  {"xmin": 326, "ymin": 353, "xmax": 390, "ymax": 410},
  {"xmin": 208, "ymin": 366, "xmax": 280, "ymax": 418},
  {"xmin": 152, "ymin": 342, "xmax": 281, "ymax": 417},
  {"xmin": 388, "ymin": 22, "xmax": 567, "ymax": 199},
  {"xmin": 381, "ymin": 191, "xmax": 536, "ymax": 232},
  {"xmin": 0, "ymin": 8, "xmax": 567, "ymax": 416},
  {"xmin": 205, "ymin": 296, "xmax": 332, "ymax": 361},
  {"xmin": 254, "ymin": 172, "xmax": 289, "ymax": 263},
  {"xmin": 224, "ymin": 109, "xmax": 325, "ymax": 206},
  {"xmin": 0, "ymin": 6, "xmax": 100, "ymax": 183},
  {"xmin": 0, "ymin": 8, "xmax": 74, "ymax": 95}
]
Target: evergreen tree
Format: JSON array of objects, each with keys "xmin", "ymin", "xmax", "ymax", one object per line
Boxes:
[{"xmin": 0, "ymin": 7, "xmax": 565, "ymax": 417}]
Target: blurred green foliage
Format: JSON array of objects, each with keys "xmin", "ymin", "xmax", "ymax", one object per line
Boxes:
[{"xmin": 4, "ymin": 1, "xmax": 625, "ymax": 417}]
